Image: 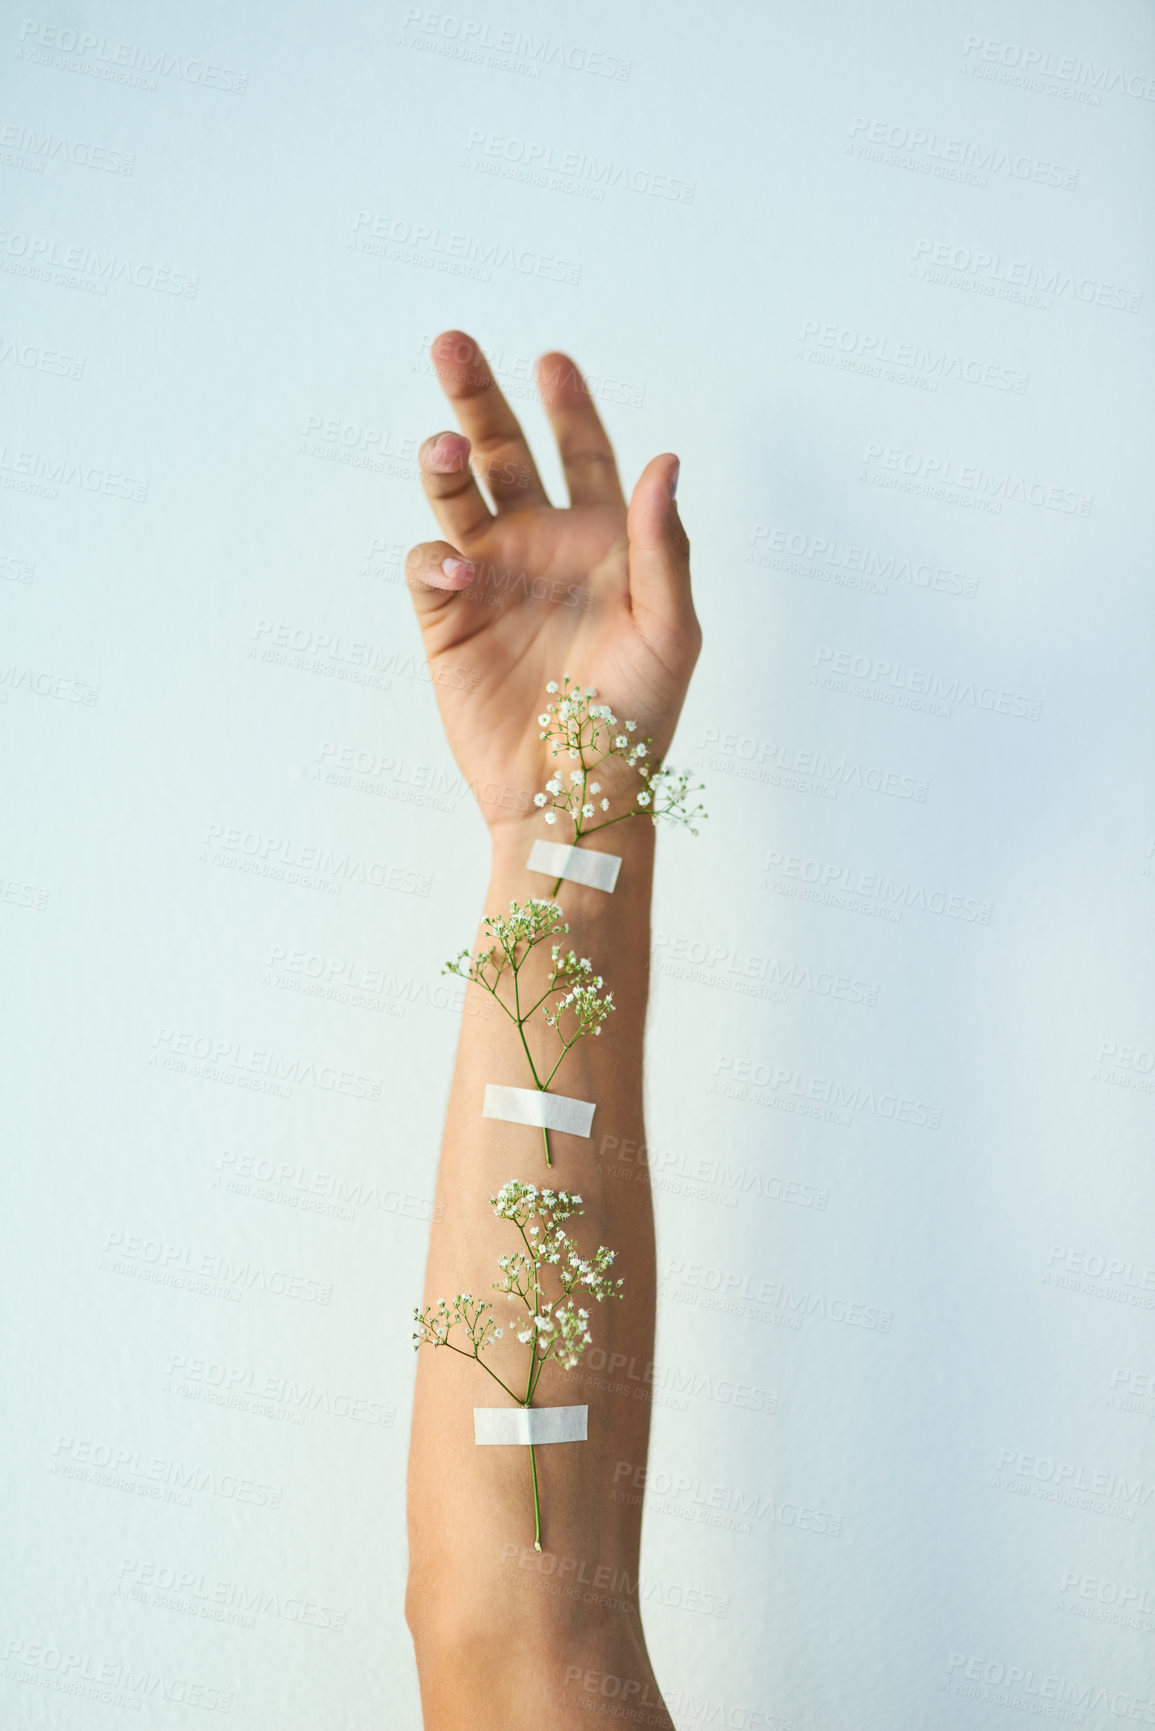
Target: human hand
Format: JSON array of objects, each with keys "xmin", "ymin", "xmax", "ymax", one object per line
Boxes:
[{"xmin": 405, "ymin": 331, "xmax": 701, "ymax": 831}]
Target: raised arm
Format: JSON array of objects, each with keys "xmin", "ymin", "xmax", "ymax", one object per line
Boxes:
[{"xmin": 402, "ymin": 332, "xmax": 700, "ymax": 1731}]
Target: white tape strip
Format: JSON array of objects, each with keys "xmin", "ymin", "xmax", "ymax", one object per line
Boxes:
[
  {"xmin": 474, "ymin": 1405, "xmax": 588, "ymax": 1445},
  {"xmin": 527, "ymin": 838, "xmax": 622, "ymax": 893},
  {"xmin": 483, "ymin": 1084, "xmax": 595, "ymax": 1138}
]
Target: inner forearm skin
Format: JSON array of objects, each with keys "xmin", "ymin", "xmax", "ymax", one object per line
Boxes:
[{"xmin": 406, "ymin": 815, "xmax": 673, "ymax": 1727}]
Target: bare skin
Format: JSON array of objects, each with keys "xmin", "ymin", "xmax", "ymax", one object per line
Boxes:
[{"xmin": 403, "ymin": 330, "xmax": 701, "ymax": 1730}]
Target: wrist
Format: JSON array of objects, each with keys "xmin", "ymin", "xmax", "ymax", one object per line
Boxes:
[
  {"xmin": 487, "ymin": 818, "xmax": 655, "ymax": 935},
  {"xmin": 489, "ymin": 813, "xmax": 656, "ymax": 875}
]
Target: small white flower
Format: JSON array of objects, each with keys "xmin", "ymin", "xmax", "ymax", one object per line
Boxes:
[
  {"xmin": 625, "ymin": 720, "xmax": 637, "ymax": 732},
  {"xmin": 600, "ymin": 799, "xmax": 609, "ymax": 811},
  {"xmin": 544, "ymin": 812, "xmax": 557, "ymax": 824},
  {"xmin": 614, "ymin": 735, "xmax": 627, "ymax": 748},
  {"xmin": 637, "ymin": 791, "xmax": 650, "ymax": 806},
  {"xmin": 546, "ymin": 681, "xmax": 558, "ymax": 693},
  {"xmin": 538, "ymin": 713, "xmax": 550, "ymax": 726},
  {"xmin": 534, "ymin": 792, "xmax": 547, "ymax": 806},
  {"xmin": 589, "ymin": 782, "xmax": 600, "ymax": 794},
  {"xmin": 635, "ymin": 743, "xmax": 647, "ymax": 757},
  {"xmin": 582, "ymin": 804, "xmax": 594, "ymax": 818}
]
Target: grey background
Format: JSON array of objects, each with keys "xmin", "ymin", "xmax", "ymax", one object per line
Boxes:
[{"xmin": 2, "ymin": 1, "xmax": 1153, "ymax": 1725}]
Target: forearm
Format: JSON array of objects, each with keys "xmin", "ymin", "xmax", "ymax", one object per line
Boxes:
[
  {"xmin": 401, "ymin": 327, "xmax": 696, "ymax": 1730},
  {"xmin": 406, "ymin": 814, "xmax": 666, "ymax": 1711}
]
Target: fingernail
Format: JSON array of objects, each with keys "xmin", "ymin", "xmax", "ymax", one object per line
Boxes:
[
  {"xmin": 668, "ymin": 460, "xmax": 680, "ymax": 500},
  {"xmin": 427, "ymin": 433, "xmax": 467, "ymax": 473},
  {"xmin": 440, "ymin": 556, "xmax": 475, "ymax": 587}
]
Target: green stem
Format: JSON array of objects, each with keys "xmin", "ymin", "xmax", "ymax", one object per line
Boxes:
[
  {"xmin": 544, "ymin": 1040, "xmax": 577, "ymax": 1091},
  {"xmin": 527, "ymin": 1339, "xmax": 551, "ymax": 1403},
  {"xmin": 542, "ymin": 1124, "xmax": 552, "ymax": 1167},
  {"xmin": 580, "ymin": 809, "xmax": 647, "ymax": 836},
  {"xmin": 433, "ymin": 1339, "xmax": 520, "ymax": 1403},
  {"xmin": 529, "ymin": 1440, "xmax": 542, "ymax": 1552},
  {"xmin": 511, "ymin": 962, "xmax": 544, "ymax": 1090}
]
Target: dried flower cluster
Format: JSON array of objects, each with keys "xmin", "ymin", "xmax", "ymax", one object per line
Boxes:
[
  {"xmin": 533, "ymin": 675, "xmax": 707, "ymax": 853},
  {"xmin": 445, "ymin": 899, "xmax": 614, "ymax": 1163},
  {"xmin": 413, "ymin": 1184, "xmax": 623, "ymax": 1548},
  {"xmin": 414, "ymin": 1184, "xmax": 622, "ymax": 1381}
]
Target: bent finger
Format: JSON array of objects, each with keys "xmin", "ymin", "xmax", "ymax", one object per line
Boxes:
[
  {"xmin": 431, "ymin": 329, "xmax": 550, "ymax": 513},
  {"xmin": 421, "ymin": 430, "xmax": 494, "ymax": 547},
  {"xmin": 404, "ymin": 538, "xmax": 478, "ymax": 621}
]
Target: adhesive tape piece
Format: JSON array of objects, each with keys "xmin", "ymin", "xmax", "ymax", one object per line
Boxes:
[
  {"xmin": 474, "ymin": 1405, "xmax": 588, "ymax": 1445},
  {"xmin": 483, "ymin": 1084, "xmax": 595, "ymax": 1138},
  {"xmin": 527, "ymin": 839, "xmax": 622, "ymax": 893}
]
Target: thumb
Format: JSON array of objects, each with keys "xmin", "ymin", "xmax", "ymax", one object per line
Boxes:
[
  {"xmin": 626, "ymin": 453, "xmax": 693, "ymax": 630},
  {"xmin": 404, "ymin": 539, "xmax": 477, "ymax": 625}
]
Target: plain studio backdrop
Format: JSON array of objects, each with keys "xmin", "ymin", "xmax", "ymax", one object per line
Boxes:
[{"xmin": 2, "ymin": 1, "xmax": 1153, "ymax": 1725}]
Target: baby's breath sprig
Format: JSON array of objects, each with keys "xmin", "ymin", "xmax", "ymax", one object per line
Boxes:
[
  {"xmin": 413, "ymin": 1181, "xmax": 624, "ymax": 1550},
  {"xmin": 444, "ymin": 899, "xmax": 614, "ymax": 1166},
  {"xmin": 533, "ymin": 675, "xmax": 707, "ymax": 890}
]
